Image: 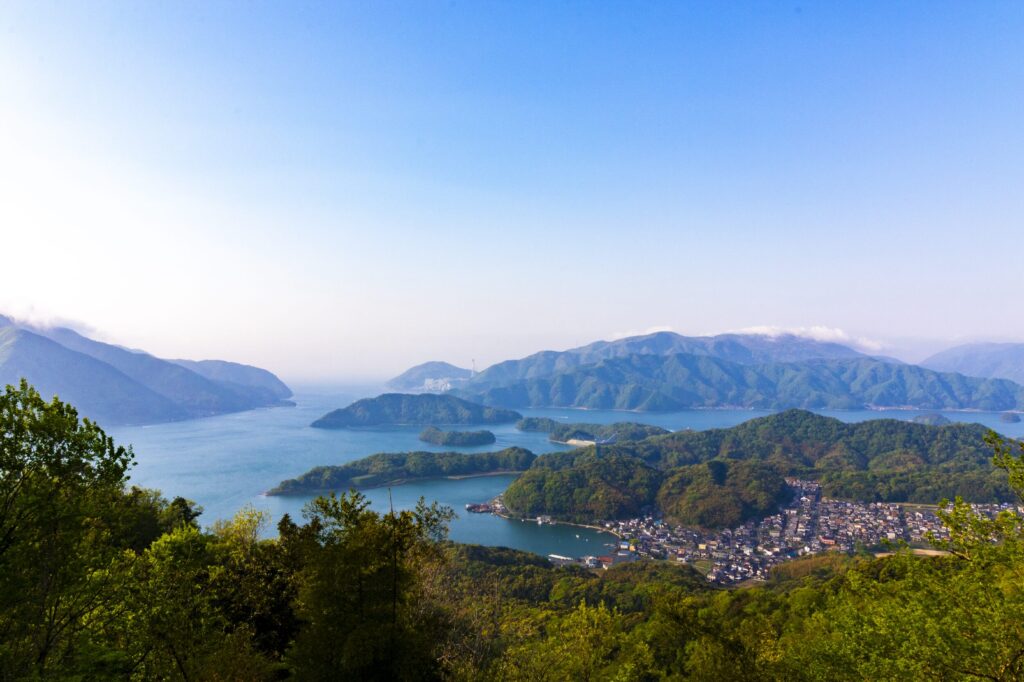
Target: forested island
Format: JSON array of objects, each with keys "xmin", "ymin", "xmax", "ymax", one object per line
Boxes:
[
  {"xmin": 311, "ymin": 393, "xmax": 521, "ymax": 428},
  {"xmin": 912, "ymin": 412, "xmax": 952, "ymax": 426},
  {"xmin": 515, "ymin": 417, "xmax": 669, "ymax": 443},
  {"xmin": 6, "ymin": 379, "xmax": 1024, "ymax": 680},
  {"xmin": 502, "ymin": 409, "xmax": 1013, "ymax": 525},
  {"xmin": 268, "ymin": 446, "xmax": 535, "ymax": 495},
  {"xmin": 418, "ymin": 426, "xmax": 496, "ymax": 446}
]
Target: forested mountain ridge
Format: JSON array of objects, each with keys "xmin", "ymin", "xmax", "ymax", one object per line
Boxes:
[
  {"xmin": 170, "ymin": 358, "xmax": 293, "ymax": 400},
  {"xmin": 459, "ymin": 331, "xmax": 868, "ymax": 388},
  {"xmin": 502, "ymin": 410, "xmax": 1015, "ymax": 523},
  {"xmin": 0, "ymin": 325, "xmax": 189, "ymax": 425},
  {"xmin": 922, "ymin": 341, "xmax": 1024, "ymax": 384},
  {"xmin": 34, "ymin": 325, "xmax": 291, "ymax": 415},
  {"xmin": 610, "ymin": 408, "xmax": 996, "ymax": 469},
  {"xmin": 458, "ymin": 353, "xmax": 1024, "ymax": 411},
  {"xmin": 0, "ymin": 316, "xmax": 292, "ymax": 424}
]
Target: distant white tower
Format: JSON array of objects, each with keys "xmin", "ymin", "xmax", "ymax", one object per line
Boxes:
[{"xmin": 471, "ymin": 359, "xmax": 477, "ymax": 377}]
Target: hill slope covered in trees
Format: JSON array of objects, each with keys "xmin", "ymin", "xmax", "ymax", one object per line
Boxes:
[
  {"xmin": 268, "ymin": 447, "xmax": 535, "ymax": 495},
  {"xmin": 459, "ymin": 353, "xmax": 1024, "ymax": 411},
  {"xmin": 311, "ymin": 393, "xmax": 521, "ymax": 428},
  {"xmin": 515, "ymin": 418, "xmax": 670, "ymax": 443},
  {"xmin": 502, "ymin": 410, "xmax": 1014, "ymax": 524}
]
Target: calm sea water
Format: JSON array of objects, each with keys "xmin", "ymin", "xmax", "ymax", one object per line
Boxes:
[{"xmin": 107, "ymin": 387, "xmax": 1024, "ymax": 558}]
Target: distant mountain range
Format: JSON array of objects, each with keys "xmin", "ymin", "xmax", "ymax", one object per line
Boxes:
[
  {"xmin": 389, "ymin": 331, "xmax": 1024, "ymax": 412},
  {"xmin": 386, "ymin": 361, "xmax": 473, "ymax": 391},
  {"xmin": 922, "ymin": 342, "xmax": 1024, "ymax": 385},
  {"xmin": 0, "ymin": 315, "xmax": 292, "ymax": 425},
  {"xmin": 467, "ymin": 331, "xmax": 873, "ymax": 386},
  {"xmin": 459, "ymin": 354, "xmax": 1024, "ymax": 411}
]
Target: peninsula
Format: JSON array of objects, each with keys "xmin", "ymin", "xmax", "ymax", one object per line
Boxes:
[
  {"xmin": 516, "ymin": 417, "xmax": 669, "ymax": 444},
  {"xmin": 268, "ymin": 446, "xmax": 536, "ymax": 495}
]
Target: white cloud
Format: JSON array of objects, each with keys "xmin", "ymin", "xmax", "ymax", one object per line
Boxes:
[
  {"xmin": 729, "ymin": 325, "xmax": 886, "ymax": 353},
  {"xmin": 0, "ymin": 305, "xmax": 97, "ymax": 336}
]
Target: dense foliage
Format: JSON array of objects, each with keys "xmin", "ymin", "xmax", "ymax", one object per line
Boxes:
[
  {"xmin": 504, "ymin": 410, "xmax": 1007, "ymax": 524},
  {"xmin": 312, "ymin": 393, "xmax": 521, "ymax": 428},
  {"xmin": 7, "ymin": 378, "xmax": 1024, "ymax": 680},
  {"xmin": 460, "ymin": 352, "xmax": 1024, "ymax": 411},
  {"xmin": 613, "ymin": 409, "xmax": 1014, "ymax": 503},
  {"xmin": 657, "ymin": 460, "xmax": 790, "ymax": 528},
  {"xmin": 419, "ymin": 426, "xmax": 496, "ymax": 446},
  {"xmin": 269, "ymin": 447, "xmax": 536, "ymax": 495},
  {"xmin": 502, "ymin": 451, "xmax": 662, "ymax": 522},
  {"xmin": 516, "ymin": 417, "xmax": 669, "ymax": 443}
]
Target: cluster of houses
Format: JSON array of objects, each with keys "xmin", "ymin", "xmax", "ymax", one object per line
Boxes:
[{"xmin": 557, "ymin": 478, "xmax": 1021, "ymax": 585}]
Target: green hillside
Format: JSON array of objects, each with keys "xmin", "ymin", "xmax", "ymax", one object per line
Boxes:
[
  {"xmin": 461, "ymin": 353, "xmax": 1024, "ymax": 411},
  {"xmin": 515, "ymin": 417, "xmax": 669, "ymax": 442},
  {"xmin": 268, "ymin": 446, "xmax": 535, "ymax": 495},
  {"xmin": 502, "ymin": 409, "xmax": 1013, "ymax": 524},
  {"xmin": 418, "ymin": 426, "xmax": 496, "ymax": 446},
  {"xmin": 311, "ymin": 393, "xmax": 521, "ymax": 428}
]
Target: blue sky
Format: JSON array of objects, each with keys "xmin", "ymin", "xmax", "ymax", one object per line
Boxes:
[{"xmin": 1, "ymin": 2, "xmax": 1022, "ymax": 381}]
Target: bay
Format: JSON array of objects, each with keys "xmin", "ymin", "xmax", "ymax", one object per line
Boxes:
[{"xmin": 108, "ymin": 386, "xmax": 1024, "ymax": 558}]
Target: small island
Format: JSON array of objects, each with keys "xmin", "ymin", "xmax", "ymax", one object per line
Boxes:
[
  {"xmin": 1001, "ymin": 412, "xmax": 1022, "ymax": 423},
  {"xmin": 267, "ymin": 446, "xmax": 536, "ymax": 495},
  {"xmin": 516, "ymin": 417, "xmax": 669, "ymax": 444},
  {"xmin": 419, "ymin": 426, "xmax": 496, "ymax": 446},
  {"xmin": 311, "ymin": 393, "xmax": 521, "ymax": 429},
  {"xmin": 912, "ymin": 413, "xmax": 952, "ymax": 426}
]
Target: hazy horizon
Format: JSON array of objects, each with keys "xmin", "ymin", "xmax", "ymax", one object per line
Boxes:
[
  {"xmin": 3, "ymin": 3, "xmax": 1022, "ymax": 382},
  {"xmin": 0, "ymin": 311, "xmax": 1013, "ymax": 385}
]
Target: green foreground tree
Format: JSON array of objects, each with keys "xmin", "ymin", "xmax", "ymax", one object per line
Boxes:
[
  {"xmin": 285, "ymin": 490, "xmax": 455, "ymax": 680},
  {"xmin": 0, "ymin": 379, "xmax": 134, "ymax": 676}
]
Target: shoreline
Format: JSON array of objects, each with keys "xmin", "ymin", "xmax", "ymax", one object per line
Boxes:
[
  {"xmin": 517, "ymin": 404, "xmax": 1023, "ymax": 415},
  {"xmin": 492, "ymin": 510, "xmax": 621, "ymax": 541},
  {"xmin": 265, "ymin": 469, "xmax": 525, "ymax": 497}
]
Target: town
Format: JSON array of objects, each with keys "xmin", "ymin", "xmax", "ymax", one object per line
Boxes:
[{"xmin": 548, "ymin": 479, "xmax": 1022, "ymax": 585}]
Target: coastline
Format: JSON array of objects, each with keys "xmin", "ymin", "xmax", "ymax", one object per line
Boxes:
[
  {"xmin": 265, "ymin": 469, "xmax": 525, "ymax": 497},
  {"xmin": 517, "ymin": 404, "xmax": 1023, "ymax": 415},
  {"xmin": 492, "ymin": 509, "xmax": 621, "ymax": 541}
]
